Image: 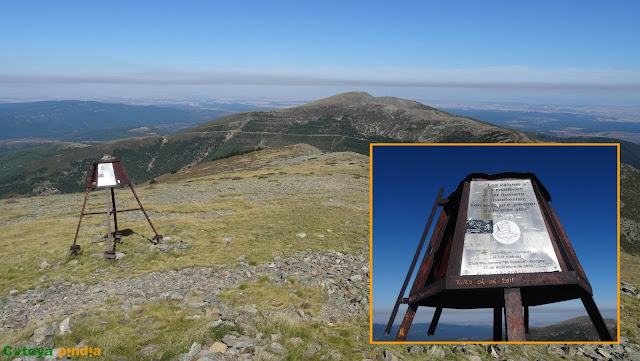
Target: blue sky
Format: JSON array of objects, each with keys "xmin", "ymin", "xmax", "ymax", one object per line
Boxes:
[
  {"xmin": 371, "ymin": 145, "xmax": 619, "ymax": 328},
  {"xmin": 1, "ymin": 1, "xmax": 639, "ymax": 104}
]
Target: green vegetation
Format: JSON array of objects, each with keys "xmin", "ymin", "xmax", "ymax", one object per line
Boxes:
[
  {"xmin": 220, "ymin": 279, "xmax": 326, "ymax": 317},
  {"xmin": 0, "ymin": 150, "xmax": 369, "ymax": 295},
  {"xmin": 210, "ymin": 147, "xmax": 264, "ymax": 161}
]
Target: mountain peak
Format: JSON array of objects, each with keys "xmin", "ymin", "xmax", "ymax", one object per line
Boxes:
[
  {"xmin": 304, "ymin": 92, "xmax": 375, "ymax": 106},
  {"xmin": 374, "ymin": 96, "xmax": 437, "ymax": 111},
  {"xmin": 304, "ymin": 92, "xmax": 436, "ymax": 111}
]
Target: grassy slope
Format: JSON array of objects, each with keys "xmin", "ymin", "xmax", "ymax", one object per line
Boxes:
[
  {"xmin": 0, "ymin": 146, "xmax": 369, "ymax": 294},
  {"xmin": 621, "ymin": 164, "xmax": 640, "ymax": 253}
]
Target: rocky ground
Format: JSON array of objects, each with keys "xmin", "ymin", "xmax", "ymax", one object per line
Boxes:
[{"xmin": 2, "ymin": 252, "xmax": 639, "ymax": 360}]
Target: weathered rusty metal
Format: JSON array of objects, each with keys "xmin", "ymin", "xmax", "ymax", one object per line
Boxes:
[
  {"xmin": 410, "ymin": 210, "xmax": 451, "ymax": 294},
  {"xmin": 582, "ymin": 296, "xmax": 613, "ymax": 341},
  {"xmin": 396, "ymin": 304, "xmax": 418, "ymax": 341},
  {"xmin": 104, "ymin": 188, "xmax": 114, "ymax": 258},
  {"xmin": 524, "ymin": 305, "xmax": 529, "ymax": 334},
  {"xmin": 427, "ymin": 307, "xmax": 443, "ymax": 336},
  {"xmin": 129, "ymin": 183, "xmax": 162, "ymax": 242},
  {"xmin": 385, "ymin": 188, "xmax": 446, "ymax": 338},
  {"xmin": 70, "ymin": 164, "xmax": 95, "ymax": 255},
  {"xmin": 493, "ymin": 306, "xmax": 502, "ymax": 341},
  {"xmin": 387, "ymin": 172, "xmax": 614, "ymax": 342},
  {"xmin": 504, "ymin": 288, "xmax": 526, "ymax": 341},
  {"xmin": 70, "ymin": 158, "xmax": 163, "ymax": 258}
]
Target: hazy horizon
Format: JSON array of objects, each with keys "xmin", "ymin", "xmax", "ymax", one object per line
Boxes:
[{"xmin": 1, "ymin": 1, "xmax": 639, "ymax": 106}]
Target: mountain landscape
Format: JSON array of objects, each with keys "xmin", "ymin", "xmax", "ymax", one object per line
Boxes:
[
  {"xmin": 0, "ymin": 93, "xmax": 639, "ymax": 361},
  {"xmin": 441, "ymin": 107, "xmax": 640, "ymax": 144},
  {"xmin": 0, "ymin": 101, "xmax": 237, "ymax": 143},
  {"xmin": 0, "ymin": 142, "xmax": 636, "ymax": 361},
  {"xmin": 0, "ymin": 92, "xmax": 538, "ymax": 198}
]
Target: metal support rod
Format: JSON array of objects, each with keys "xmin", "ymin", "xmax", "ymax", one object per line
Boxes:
[
  {"xmin": 129, "ymin": 183, "xmax": 160, "ymax": 237},
  {"xmin": 105, "ymin": 188, "xmax": 114, "ymax": 255},
  {"xmin": 110, "ymin": 187, "xmax": 119, "ymax": 237},
  {"xmin": 493, "ymin": 307, "xmax": 502, "ymax": 341},
  {"xmin": 71, "ymin": 187, "xmax": 91, "ymax": 249},
  {"xmin": 504, "ymin": 288, "xmax": 526, "ymax": 342},
  {"xmin": 396, "ymin": 304, "xmax": 418, "ymax": 341},
  {"xmin": 581, "ymin": 296, "xmax": 613, "ymax": 341},
  {"xmin": 427, "ymin": 307, "xmax": 443, "ymax": 336},
  {"xmin": 385, "ymin": 188, "xmax": 445, "ymax": 337}
]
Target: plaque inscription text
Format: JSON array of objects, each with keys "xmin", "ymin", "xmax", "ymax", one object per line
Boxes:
[{"xmin": 460, "ymin": 179, "xmax": 561, "ymax": 275}]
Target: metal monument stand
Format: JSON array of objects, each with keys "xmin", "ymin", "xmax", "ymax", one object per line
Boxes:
[
  {"xmin": 70, "ymin": 157, "xmax": 162, "ymax": 259},
  {"xmin": 385, "ymin": 172, "xmax": 613, "ymax": 342}
]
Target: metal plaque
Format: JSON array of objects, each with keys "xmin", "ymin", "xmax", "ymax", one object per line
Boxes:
[
  {"xmin": 460, "ymin": 179, "xmax": 561, "ymax": 275},
  {"xmin": 96, "ymin": 163, "xmax": 117, "ymax": 187}
]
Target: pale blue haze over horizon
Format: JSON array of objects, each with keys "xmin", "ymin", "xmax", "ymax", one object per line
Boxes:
[{"xmin": 1, "ymin": 1, "xmax": 639, "ymax": 105}]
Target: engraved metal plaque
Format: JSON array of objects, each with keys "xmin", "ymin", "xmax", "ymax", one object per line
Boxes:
[
  {"xmin": 96, "ymin": 163, "xmax": 117, "ymax": 187},
  {"xmin": 460, "ymin": 179, "xmax": 561, "ymax": 275}
]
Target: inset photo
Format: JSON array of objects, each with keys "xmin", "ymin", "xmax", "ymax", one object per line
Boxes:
[{"xmin": 370, "ymin": 144, "xmax": 619, "ymax": 343}]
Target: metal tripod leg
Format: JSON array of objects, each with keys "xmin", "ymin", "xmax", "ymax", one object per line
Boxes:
[
  {"xmin": 396, "ymin": 304, "xmax": 418, "ymax": 341},
  {"xmin": 129, "ymin": 184, "xmax": 162, "ymax": 242},
  {"xmin": 385, "ymin": 188, "xmax": 446, "ymax": 338},
  {"xmin": 493, "ymin": 306, "xmax": 502, "ymax": 341},
  {"xmin": 582, "ymin": 296, "xmax": 613, "ymax": 341},
  {"xmin": 504, "ymin": 288, "xmax": 526, "ymax": 341},
  {"xmin": 104, "ymin": 188, "xmax": 116, "ymax": 259},
  {"xmin": 427, "ymin": 307, "xmax": 443, "ymax": 336},
  {"xmin": 110, "ymin": 187, "xmax": 121, "ymax": 243},
  {"xmin": 70, "ymin": 186, "xmax": 90, "ymax": 255}
]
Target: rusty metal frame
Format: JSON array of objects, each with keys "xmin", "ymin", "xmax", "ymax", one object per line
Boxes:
[
  {"xmin": 70, "ymin": 159, "xmax": 163, "ymax": 259},
  {"xmin": 384, "ymin": 188, "xmax": 448, "ymax": 339},
  {"xmin": 388, "ymin": 173, "xmax": 613, "ymax": 342}
]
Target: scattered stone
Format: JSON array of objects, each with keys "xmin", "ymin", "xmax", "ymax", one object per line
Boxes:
[
  {"xmin": 59, "ymin": 317, "xmax": 72, "ymax": 335},
  {"xmin": 269, "ymin": 342, "xmax": 285, "ymax": 354},
  {"xmin": 181, "ymin": 342, "xmax": 201, "ymax": 361},
  {"xmin": 304, "ymin": 343, "xmax": 322, "ymax": 357},
  {"xmin": 171, "ymin": 292, "xmax": 184, "ymax": 302},
  {"xmin": 597, "ymin": 348, "xmax": 612, "ymax": 359},
  {"xmin": 209, "ymin": 320, "xmax": 224, "ymax": 328},
  {"xmin": 68, "ymin": 259, "xmax": 78, "ymax": 265},
  {"xmin": 209, "ymin": 342, "xmax": 227, "ymax": 353},
  {"xmin": 205, "ymin": 307, "xmax": 222, "ymax": 319},
  {"xmin": 115, "ymin": 253, "xmax": 126, "ymax": 260},
  {"xmin": 39, "ymin": 275, "xmax": 49, "ymax": 282},
  {"xmin": 408, "ymin": 345, "xmax": 423, "ymax": 354},
  {"xmin": 137, "ymin": 344, "xmax": 161, "ymax": 357},
  {"xmin": 40, "ymin": 261, "xmax": 50, "ymax": 270},
  {"xmin": 287, "ymin": 337, "xmax": 303, "ymax": 346},
  {"xmin": 487, "ymin": 345, "xmax": 499, "ymax": 358},
  {"xmin": 296, "ymin": 233, "xmax": 306, "ymax": 238},
  {"xmin": 383, "ymin": 350, "xmax": 398, "ymax": 361},
  {"xmin": 204, "ymin": 295, "xmax": 219, "ymax": 304},
  {"xmin": 32, "ymin": 324, "xmax": 55, "ymax": 347},
  {"xmin": 271, "ymin": 334, "xmax": 282, "ymax": 342},
  {"xmin": 9, "ymin": 289, "xmax": 18, "ymax": 295}
]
